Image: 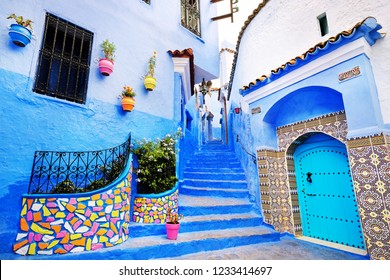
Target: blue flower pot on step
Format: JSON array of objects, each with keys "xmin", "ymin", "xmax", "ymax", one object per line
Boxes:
[{"xmin": 8, "ymin": 24, "xmax": 32, "ymax": 47}]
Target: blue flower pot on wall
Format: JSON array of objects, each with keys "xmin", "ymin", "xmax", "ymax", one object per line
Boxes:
[{"xmin": 8, "ymin": 24, "xmax": 32, "ymax": 47}]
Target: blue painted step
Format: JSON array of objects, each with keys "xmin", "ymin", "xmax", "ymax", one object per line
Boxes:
[
  {"xmin": 182, "ymin": 178, "xmax": 247, "ymax": 189},
  {"xmin": 31, "ymin": 226, "xmax": 279, "ymax": 260},
  {"xmin": 183, "ymin": 171, "xmax": 246, "ymax": 180},
  {"xmin": 129, "ymin": 213, "xmax": 263, "ymax": 238},
  {"xmin": 179, "ymin": 194, "xmax": 255, "ymax": 215},
  {"xmin": 185, "ymin": 161, "xmax": 242, "ymax": 168},
  {"xmin": 181, "ymin": 186, "xmax": 249, "ymax": 198}
]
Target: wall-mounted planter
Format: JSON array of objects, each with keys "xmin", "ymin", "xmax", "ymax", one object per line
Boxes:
[
  {"xmin": 121, "ymin": 97, "xmax": 135, "ymax": 112},
  {"xmin": 98, "ymin": 58, "xmax": 114, "ymax": 76},
  {"xmin": 144, "ymin": 76, "xmax": 156, "ymax": 91},
  {"xmin": 8, "ymin": 24, "xmax": 32, "ymax": 47}
]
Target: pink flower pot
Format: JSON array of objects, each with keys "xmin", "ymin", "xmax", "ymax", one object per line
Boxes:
[
  {"xmin": 98, "ymin": 58, "xmax": 114, "ymax": 76},
  {"xmin": 166, "ymin": 223, "xmax": 180, "ymax": 240}
]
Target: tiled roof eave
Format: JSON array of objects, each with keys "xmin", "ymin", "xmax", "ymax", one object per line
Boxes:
[
  {"xmin": 239, "ymin": 17, "xmax": 383, "ymax": 96},
  {"xmin": 168, "ymin": 48, "xmax": 195, "ymax": 96}
]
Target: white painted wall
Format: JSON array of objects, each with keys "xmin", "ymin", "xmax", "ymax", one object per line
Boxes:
[{"xmin": 231, "ymin": 0, "xmax": 390, "ymax": 124}]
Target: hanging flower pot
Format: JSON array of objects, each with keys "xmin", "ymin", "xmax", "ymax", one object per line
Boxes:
[
  {"xmin": 120, "ymin": 86, "xmax": 136, "ymax": 112},
  {"xmin": 143, "ymin": 51, "xmax": 157, "ymax": 91},
  {"xmin": 121, "ymin": 97, "xmax": 135, "ymax": 112},
  {"xmin": 144, "ymin": 76, "xmax": 156, "ymax": 91},
  {"xmin": 98, "ymin": 58, "xmax": 114, "ymax": 76},
  {"xmin": 99, "ymin": 39, "xmax": 116, "ymax": 76},
  {"xmin": 7, "ymin": 14, "xmax": 33, "ymax": 47}
]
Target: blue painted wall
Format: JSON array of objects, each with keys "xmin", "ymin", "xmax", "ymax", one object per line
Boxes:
[
  {"xmin": 247, "ymin": 54, "xmax": 383, "ymax": 150},
  {"xmin": 0, "ymin": 0, "xmax": 218, "ymax": 188},
  {"xmin": 0, "ymin": 0, "xmax": 218, "ymax": 255},
  {"xmin": 227, "ymin": 52, "xmax": 384, "ymax": 214}
]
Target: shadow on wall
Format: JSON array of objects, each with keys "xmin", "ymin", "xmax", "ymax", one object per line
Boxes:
[{"xmin": 264, "ymin": 86, "xmax": 345, "ymax": 128}]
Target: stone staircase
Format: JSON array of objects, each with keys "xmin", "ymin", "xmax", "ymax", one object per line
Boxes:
[
  {"xmin": 117, "ymin": 141, "xmax": 280, "ymax": 259},
  {"xmin": 19, "ymin": 141, "xmax": 280, "ymax": 260}
]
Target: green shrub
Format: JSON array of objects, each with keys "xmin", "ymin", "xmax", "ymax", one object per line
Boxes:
[{"xmin": 133, "ymin": 129, "xmax": 182, "ymax": 194}]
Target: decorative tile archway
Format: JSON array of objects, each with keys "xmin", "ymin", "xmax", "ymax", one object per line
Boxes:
[
  {"xmin": 258, "ymin": 111, "xmax": 348, "ymax": 234},
  {"xmin": 257, "ymin": 110, "xmax": 390, "ymax": 259}
]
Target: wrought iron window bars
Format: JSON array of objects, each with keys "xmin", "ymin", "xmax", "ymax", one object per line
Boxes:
[
  {"xmin": 33, "ymin": 13, "xmax": 93, "ymax": 104},
  {"xmin": 181, "ymin": 0, "xmax": 201, "ymax": 37},
  {"xmin": 28, "ymin": 134, "xmax": 131, "ymax": 194}
]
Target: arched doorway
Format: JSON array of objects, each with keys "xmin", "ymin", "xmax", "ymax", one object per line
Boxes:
[{"xmin": 292, "ymin": 133, "xmax": 365, "ymax": 249}]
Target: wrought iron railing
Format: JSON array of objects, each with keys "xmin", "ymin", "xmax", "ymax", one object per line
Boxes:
[{"xmin": 28, "ymin": 134, "xmax": 131, "ymax": 194}]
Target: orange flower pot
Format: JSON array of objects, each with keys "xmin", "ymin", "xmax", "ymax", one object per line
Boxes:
[{"xmin": 121, "ymin": 97, "xmax": 135, "ymax": 112}]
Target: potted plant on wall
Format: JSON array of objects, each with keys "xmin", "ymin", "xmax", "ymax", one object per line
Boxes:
[
  {"xmin": 166, "ymin": 207, "xmax": 183, "ymax": 240},
  {"xmin": 143, "ymin": 51, "xmax": 157, "ymax": 91},
  {"xmin": 99, "ymin": 39, "xmax": 116, "ymax": 76},
  {"xmin": 7, "ymin": 14, "xmax": 33, "ymax": 47},
  {"xmin": 120, "ymin": 86, "xmax": 136, "ymax": 112}
]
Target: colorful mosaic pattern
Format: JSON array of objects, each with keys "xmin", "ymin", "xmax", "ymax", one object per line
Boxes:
[
  {"xmin": 257, "ymin": 110, "xmax": 390, "ymax": 259},
  {"xmin": 348, "ymin": 134, "xmax": 390, "ymax": 260},
  {"xmin": 277, "ymin": 111, "xmax": 348, "ymax": 151},
  {"xmin": 258, "ymin": 111, "xmax": 349, "ymax": 235},
  {"xmin": 13, "ymin": 172, "xmax": 132, "ymax": 256},
  {"xmin": 133, "ymin": 189, "xmax": 179, "ymax": 223},
  {"xmin": 257, "ymin": 150, "xmax": 294, "ymax": 234}
]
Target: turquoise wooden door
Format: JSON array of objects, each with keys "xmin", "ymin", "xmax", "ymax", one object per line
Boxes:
[{"xmin": 294, "ymin": 134, "xmax": 365, "ymax": 249}]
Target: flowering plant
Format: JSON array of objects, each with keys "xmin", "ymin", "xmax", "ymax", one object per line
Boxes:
[
  {"xmin": 121, "ymin": 86, "xmax": 136, "ymax": 98},
  {"xmin": 7, "ymin": 14, "xmax": 33, "ymax": 30},
  {"xmin": 146, "ymin": 51, "xmax": 157, "ymax": 77},
  {"xmin": 133, "ymin": 128, "xmax": 182, "ymax": 194}
]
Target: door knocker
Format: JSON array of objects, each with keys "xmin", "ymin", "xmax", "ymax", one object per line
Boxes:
[{"xmin": 306, "ymin": 172, "xmax": 313, "ymax": 183}]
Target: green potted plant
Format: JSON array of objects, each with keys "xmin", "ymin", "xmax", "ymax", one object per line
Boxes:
[
  {"xmin": 143, "ymin": 51, "xmax": 157, "ymax": 91},
  {"xmin": 7, "ymin": 14, "xmax": 33, "ymax": 47},
  {"xmin": 120, "ymin": 86, "xmax": 136, "ymax": 112},
  {"xmin": 166, "ymin": 207, "xmax": 183, "ymax": 240},
  {"xmin": 99, "ymin": 39, "xmax": 116, "ymax": 76}
]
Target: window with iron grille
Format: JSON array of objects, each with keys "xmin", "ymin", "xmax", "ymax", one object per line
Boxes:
[
  {"xmin": 181, "ymin": 0, "xmax": 201, "ymax": 37},
  {"xmin": 33, "ymin": 13, "xmax": 94, "ymax": 104}
]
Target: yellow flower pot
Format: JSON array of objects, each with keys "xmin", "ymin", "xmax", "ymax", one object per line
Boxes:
[
  {"xmin": 144, "ymin": 76, "xmax": 156, "ymax": 91},
  {"xmin": 121, "ymin": 97, "xmax": 135, "ymax": 112}
]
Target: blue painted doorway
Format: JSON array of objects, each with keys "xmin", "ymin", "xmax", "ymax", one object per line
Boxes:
[{"xmin": 293, "ymin": 133, "xmax": 365, "ymax": 249}]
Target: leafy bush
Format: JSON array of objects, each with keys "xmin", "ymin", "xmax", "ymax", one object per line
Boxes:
[
  {"xmin": 50, "ymin": 179, "xmax": 79, "ymax": 194},
  {"xmin": 133, "ymin": 129, "xmax": 182, "ymax": 194}
]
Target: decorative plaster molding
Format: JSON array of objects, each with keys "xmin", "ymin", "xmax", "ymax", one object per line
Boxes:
[
  {"xmin": 243, "ymin": 37, "xmax": 372, "ymax": 105},
  {"xmin": 172, "ymin": 57, "xmax": 192, "ymax": 104}
]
